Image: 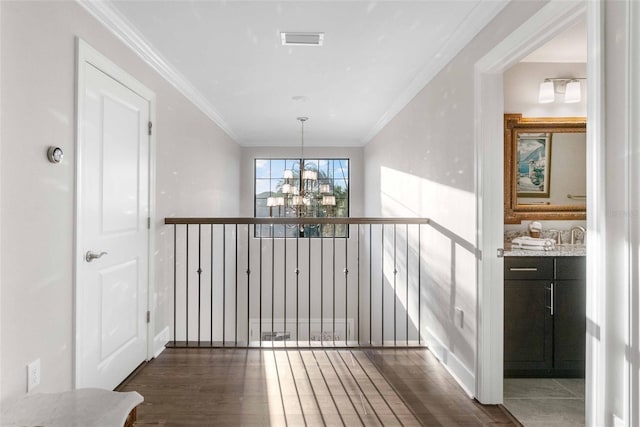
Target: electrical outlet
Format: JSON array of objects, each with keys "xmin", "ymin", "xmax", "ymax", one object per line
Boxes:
[
  {"xmin": 27, "ymin": 359, "xmax": 40, "ymax": 392},
  {"xmin": 455, "ymin": 307, "xmax": 464, "ymax": 328}
]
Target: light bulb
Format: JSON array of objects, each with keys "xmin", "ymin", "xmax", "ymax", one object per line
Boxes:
[
  {"xmin": 538, "ymin": 80, "xmax": 555, "ymax": 103},
  {"xmin": 302, "ymin": 170, "xmax": 317, "ymax": 180},
  {"xmin": 322, "ymin": 195, "xmax": 336, "ymax": 206},
  {"xmin": 564, "ymin": 80, "xmax": 581, "ymax": 103}
]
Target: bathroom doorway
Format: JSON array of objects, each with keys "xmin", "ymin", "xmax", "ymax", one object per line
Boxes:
[{"xmin": 500, "ymin": 18, "xmax": 587, "ymax": 425}]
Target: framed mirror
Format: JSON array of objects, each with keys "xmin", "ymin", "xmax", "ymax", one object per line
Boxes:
[{"xmin": 504, "ymin": 114, "xmax": 586, "ymax": 224}]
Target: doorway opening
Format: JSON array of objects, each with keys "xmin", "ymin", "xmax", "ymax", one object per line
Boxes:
[
  {"xmin": 475, "ymin": 1, "xmax": 603, "ymax": 424},
  {"xmin": 500, "ymin": 18, "xmax": 587, "ymax": 426}
]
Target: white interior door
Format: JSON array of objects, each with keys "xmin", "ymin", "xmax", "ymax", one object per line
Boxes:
[{"xmin": 76, "ymin": 44, "xmax": 151, "ymax": 390}]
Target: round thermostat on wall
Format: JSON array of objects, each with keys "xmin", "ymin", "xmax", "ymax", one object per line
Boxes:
[{"xmin": 47, "ymin": 146, "xmax": 64, "ymax": 164}]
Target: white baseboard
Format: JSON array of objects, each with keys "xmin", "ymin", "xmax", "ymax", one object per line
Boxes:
[
  {"xmin": 612, "ymin": 415, "xmax": 625, "ymax": 427},
  {"xmin": 424, "ymin": 328, "xmax": 475, "ymax": 398},
  {"xmin": 153, "ymin": 326, "xmax": 170, "ymax": 358}
]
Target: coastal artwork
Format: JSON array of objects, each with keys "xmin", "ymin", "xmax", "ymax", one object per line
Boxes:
[{"xmin": 516, "ymin": 132, "xmax": 552, "ymax": 197}]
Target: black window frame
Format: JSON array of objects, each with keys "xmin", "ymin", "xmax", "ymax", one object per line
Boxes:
[{"xmin": 254, "ymin": 158, "xmax": 350, "ymax": 238}]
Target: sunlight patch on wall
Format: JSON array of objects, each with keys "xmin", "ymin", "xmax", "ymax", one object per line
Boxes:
[
  {"xmin": 379, "ymin": 166, "xmax": 475, "ymax": 243},
  {"xmin": 378, "ymin": 165, "xmax": 478, "ymax": 368}
]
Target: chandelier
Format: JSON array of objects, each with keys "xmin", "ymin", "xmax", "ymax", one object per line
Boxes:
[{"xmin": 266, "ymin": 117, "xmax": 336, "ymax": 220}]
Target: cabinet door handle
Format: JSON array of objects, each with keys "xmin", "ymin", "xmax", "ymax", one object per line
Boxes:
[
  {"xmin": 545, "ymin": 283, "xmax": 554, "ymax": 315},
  {"xmin": 509, "ymin": 267, "xmax": 538, "ymax": 271}
]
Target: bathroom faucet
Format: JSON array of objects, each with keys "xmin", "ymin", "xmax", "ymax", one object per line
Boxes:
[{"xmin": 570, "ymin": 225, "xmax": 586, "ymax": 244}]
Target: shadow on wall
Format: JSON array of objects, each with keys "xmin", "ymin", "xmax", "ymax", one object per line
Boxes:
[{"xmin": 377, "ymin": 165, "xmax": 478, "ymax": 371}]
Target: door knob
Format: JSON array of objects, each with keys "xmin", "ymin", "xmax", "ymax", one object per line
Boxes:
[{"xmin": 85, "ymin": 251, "xmax": 108, "ymax": 262}]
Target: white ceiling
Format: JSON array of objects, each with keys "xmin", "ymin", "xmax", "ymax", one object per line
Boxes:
[
  {"xmin": 85, "ymin": 1, "xmax": 509, "ymax": 146},
  {"xmin": 521, "ymin": 17, "xmax": 587, "ymax": 63}
]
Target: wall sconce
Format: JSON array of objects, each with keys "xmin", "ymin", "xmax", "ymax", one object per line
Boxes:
[{"xmin": 538, "ymin": 78, "xmax": 586, "ymax": 104}]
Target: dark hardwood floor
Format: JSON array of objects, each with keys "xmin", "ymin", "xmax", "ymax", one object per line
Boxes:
[{"xmin": 120, "ymin": 348, "xmax": 518, "ymax": 426}]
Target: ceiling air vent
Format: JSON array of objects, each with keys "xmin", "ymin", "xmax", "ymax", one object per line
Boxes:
[{"xmin": 280, "ymin": 32, "xmax": 324, "ymax": 46}]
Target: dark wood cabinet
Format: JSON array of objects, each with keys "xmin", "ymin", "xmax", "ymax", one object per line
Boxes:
[
  {"xmin": 554, "ymin": 256, "xmax": 586, "ymax": 374},
  {"xmin": 504, "ymin": 280, "xmax": 553, "ymax": 372},
  {"xmin": 504, "ymin": 256, "xmax": 585, "ymax": 378}
]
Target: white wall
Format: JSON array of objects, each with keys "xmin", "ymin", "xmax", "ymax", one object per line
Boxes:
[
  {"xmin": 504, "ymin": 62, "xmax": 587, "ymax": 117},
  {"xmin": 167, "ymin": 145, "xmax": 366, "ymax": 346},
  {"xmin": 602, "ymin": 2, "xmax": 634, "ymax": 424},
  {"xmin": 0, "ymin": 0, "xmax": 240, "ymax": 403},
  {"xmin": 0, "ymin": 0, "xmax": 3, "ymax": 404},
  {"xmin": 174, "ymin": 146, "xmax": 429, "ymax": 349},
  {"xmin": 363, "ymin": 1, "xmax": 546, "ymax": 393}
]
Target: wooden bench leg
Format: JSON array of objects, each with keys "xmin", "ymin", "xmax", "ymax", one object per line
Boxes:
[{"xmin": 124, "ymin": 407, "xmax": 137, "ymax": 427}]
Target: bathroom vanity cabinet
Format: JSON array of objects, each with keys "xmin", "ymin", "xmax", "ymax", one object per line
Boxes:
[{"xmin": 504, "ymin": 255, "xmax": 586, "ymax": 378}]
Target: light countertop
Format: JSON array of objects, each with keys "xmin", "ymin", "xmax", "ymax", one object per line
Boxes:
[{"xmin": 504, "ymin": 243, "xmax": 586, "ymax": 257}]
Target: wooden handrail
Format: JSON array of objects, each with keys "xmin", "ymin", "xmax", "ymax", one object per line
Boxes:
[{"xmin": 164, "ymin": 217, "xmax": 430, "ymax": 225}]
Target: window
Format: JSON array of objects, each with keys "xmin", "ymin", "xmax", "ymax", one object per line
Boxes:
[{"xmin": 255, "ymin": 158, "xmax": 349, "ymax": 237}]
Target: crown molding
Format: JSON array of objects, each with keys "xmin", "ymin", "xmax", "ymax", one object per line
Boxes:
[
  {"xmin": 77, "ymin": 0, "xmax": 239, "ymax": 141},
  {"xmin": 362, "ymin": 0, "xmax": 509, "ymax": 144}
]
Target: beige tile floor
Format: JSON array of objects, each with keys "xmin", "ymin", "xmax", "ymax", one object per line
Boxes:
[{"xmin": 504, "ymin": 378, "xmax": 585, "ymax": 426}]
